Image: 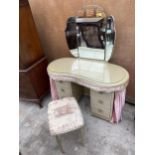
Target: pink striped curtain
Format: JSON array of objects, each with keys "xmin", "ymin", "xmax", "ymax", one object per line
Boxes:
[
  {"xmin": 111, "ymin": 89, "xmax": 126, "ymax": 123},
  {"xmin": 49, "ymin": 78, "xmax": 59, "ymax": 100}
]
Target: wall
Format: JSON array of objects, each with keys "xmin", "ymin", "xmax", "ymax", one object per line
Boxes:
[{"xmin": 28, "ymin": 0, "xmax": 135, "ymax": 102}]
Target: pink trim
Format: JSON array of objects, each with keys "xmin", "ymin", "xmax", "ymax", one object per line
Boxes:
[
  {"xmin": 111, "ymin": 89, "xmax": 126, "ymax": 123},
  {"xmin": 49, "ymin": 78, "xmax": 59, "ymax": 100},
  {"xmin": 49, "ymin": 74, "xmax": 128, "ymax": 93}
]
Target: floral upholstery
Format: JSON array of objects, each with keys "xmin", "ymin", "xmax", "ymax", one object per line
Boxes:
[{"xmin": 48, "ymin": 97, "xmax": 84, "ymax": 135}]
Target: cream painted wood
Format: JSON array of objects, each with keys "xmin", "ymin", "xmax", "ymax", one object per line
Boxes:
[
  {"xmin": 55, "ymin": 81, "xmax": 72, "ymax": 98},
  {"xmin": 91, "ymin": 107, "xmax": 112, "ymax": 121},
  {"xmin": 47, "ymin": 58, "xmax": 129, "ymax": 91},
  {"xmin": 47, "ymin": 57, "xmax": 129, "ymax": 122},
  {"xmin": 90, "ymin": 90, "xmax": 114, "ymax": 121},
  {"xmin": 55, "ymin": 81, "xmax": 82, "ymax": 100}
]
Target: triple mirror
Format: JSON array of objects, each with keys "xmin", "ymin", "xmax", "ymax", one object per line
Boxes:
[{"xmin": 65, "ymin": 5, "xmax": 115, "ymax": 61}]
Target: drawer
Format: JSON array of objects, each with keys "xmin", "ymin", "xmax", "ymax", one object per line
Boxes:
[
  {"xmin": 55, "ymin": 81, "xmax": 72, "ymax": 90},
  {"xmin": 55, "ymin": 81, "xmax": 83, "ymax": 100},
  {"xmin": 90, "ymin": 90, "xmax": 114, "ymax": 110},
  {"xmin": 55, "ymin": 81, "xmax": 72, "ymax": 98},
  {"xmin": 90, "ymin": 90, "xmax": 114, "ymax": 120},
  {"xmin": 91, "ymin": 106, "xmax": 112, "ymax": 120}
]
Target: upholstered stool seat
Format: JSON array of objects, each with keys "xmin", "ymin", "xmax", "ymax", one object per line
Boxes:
[{"xmin": 48, "ymin": 97, "xmax": 84, "ymax": 153}]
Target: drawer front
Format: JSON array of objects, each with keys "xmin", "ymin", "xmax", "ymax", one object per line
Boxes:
[
  {"xmin": 90, "ymin": 90, "xmax": 114, "ymax": 120},
  {"xmin": 55, "ymin": 81, "xmax": 71, "ymax": 89},
  {"xmin": 91, "ymin": 91, "xmax": 114, "ymax": 111},
  {"xmin": 91, "ymin": 107, "xmax": 112, "ymax": 120},
  {"xmin": 55, "ymin": 81, "xmax": 72, "ymax": 98}
]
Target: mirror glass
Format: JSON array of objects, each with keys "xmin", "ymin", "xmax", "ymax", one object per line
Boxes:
[{"xmin": 65, "ymin": 6, "xmax": 115, "ymax": 61}]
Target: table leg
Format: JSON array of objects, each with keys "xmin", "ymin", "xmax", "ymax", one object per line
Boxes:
[{"xmin": 55, "ymin": 135, "xmax": 65, "ymax": 153}]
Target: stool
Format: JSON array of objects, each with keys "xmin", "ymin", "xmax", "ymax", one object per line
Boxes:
[{"xmin": 48, "ymin": 97, "xmax": 84, "ymax": 153}]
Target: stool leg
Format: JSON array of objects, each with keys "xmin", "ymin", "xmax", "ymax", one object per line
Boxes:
[
  {"xmin": 55, "ymin": 135, "xmax": 65, "ymax": 153},
  {"xmin": 79, "ymin": 127, "xmax": 84, "ymax": 146}
]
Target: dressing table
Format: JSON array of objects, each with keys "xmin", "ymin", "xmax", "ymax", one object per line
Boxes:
[{"xmin": 47, "ymin": 5, "xmax": 129, "ymax": 123}]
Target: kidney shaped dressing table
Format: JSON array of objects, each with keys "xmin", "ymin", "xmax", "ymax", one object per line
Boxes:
[{"xmin": 47, "ymin": 6, "xmax": 129, "ymax": 123}]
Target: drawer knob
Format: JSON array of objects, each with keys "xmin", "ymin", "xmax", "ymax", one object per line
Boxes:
[
  {"xmin": 98, "ymin": 109, "xmax": 103, "ymax": 113},
  {"xmin": 98, "ymin": 100, "xmax": 104, "ymax": 104},
  {"xmin": 99, "ymin": 92, "xmax": 104, "ymax": 94},
  {"xmin": 61, "ymin": 88, "xmax": 65, "ymax": 92}
]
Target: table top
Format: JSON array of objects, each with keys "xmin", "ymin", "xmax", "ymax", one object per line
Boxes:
[{"xmin": 47, "ymin": 57, "xmax": 129, "ymax": 90}]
